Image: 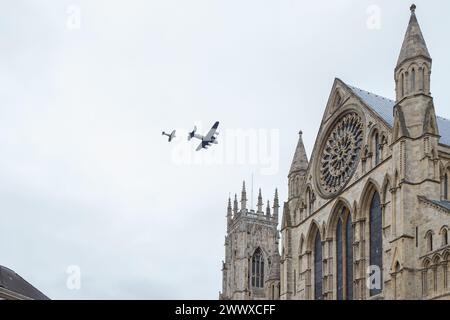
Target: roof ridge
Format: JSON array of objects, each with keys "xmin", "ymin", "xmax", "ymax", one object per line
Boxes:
[
  {"xmin": 346, "ymin": 84, "xmax": 395, "ymax": 103},
  {"xmin": 340, "ymin": 80, "xmax": 450, "ymax": 146}
]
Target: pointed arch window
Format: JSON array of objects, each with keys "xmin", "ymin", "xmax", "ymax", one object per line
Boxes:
[
  {"xmin": 336, "ymin": 208, "xmax": 353, "ymax": 300},
  {"xmin": 336, "ymin": 218, "xmax": 343, "ymax": 300},
  {"xmin": 369, "ymin": 192, "xmax": 383, "ymax": 296},
  {"xmin": 314, "ymin": 231, "xmax": 323, "ymax": 300},
  {"xmin": 393, "ymin": 262, "xmax": 401, "ymax": 299},
  {"xmin": 410, "ymin": 68, "xmax": 416, "ymax": 93},
  {"xmin": 309, "ymin": 190, "xmax": 315, "ymax": 215},
  {"xmin": 345, "ymin": 216, "xmax": 354, "ymax": 299},
  {"xmin": 419, "ymin": 67, "xmax": 424, "ymax": 91},
  {"xmin": 442, "ymin": 228, "xmax": 448, "ymax": 246},
  {"xmin": 252, "ymin": 248, "xmax": 265, "ymax": 288},
  {"xmin": 374, "ymin": 132, "xmax": 381, "ymax": 165},
  {"xmin": 306, "ymin": 188, "xmax": 315, "ymax": 216},
  {"xmin": 334, "ymin": 92, "xmax": 342, "ymax": 109},
  {"xmin": 422, "ymin": 260, "xmax": 430, "ymax": 297},
  {"xmin": 400, "ymin": 73, "xmax": 405, "ymax": 97},
  {"xmin": 426, "ymin": 231, "xmax": 433, "ymax": 252},
  {"xmin": 444, "ymin": 173, "xmax": 449, "ymax": 200},
  {"xmin": 422, "ymin": 67, "xmax": 426, "ymax": 92}
]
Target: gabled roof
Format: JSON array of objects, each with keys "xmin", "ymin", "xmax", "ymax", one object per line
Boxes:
[
  {"xmin": 0, "ymin": 265, "xmax": 49, "ymax": 300},
  {"xmin": 347, "ymin": 85, "xmax": 396, "ymax": 127},
  {"xmin": 345, "ymin": 84, "xmax": 450, "ymax": 147}
]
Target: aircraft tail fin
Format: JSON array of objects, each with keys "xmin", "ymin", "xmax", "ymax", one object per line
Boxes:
[
  {"xmin": 188, "ymin": 126, "xmax": 197, "ymax": 141},
  {"xmin": 168, "ymin": 130, "xmax": 176, "ymax": 142}
]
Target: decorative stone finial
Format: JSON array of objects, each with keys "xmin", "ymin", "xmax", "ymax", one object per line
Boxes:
[
  {"xmin": 299, "ymin": 130, "xmax": 303, "ymax": 136},
  {"xmin": 410, "ymin": 4, "xmax": 416, "ymax": 14}
]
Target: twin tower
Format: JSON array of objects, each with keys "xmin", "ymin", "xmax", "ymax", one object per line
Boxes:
[{"xmin": 220, "ymin": 183, "xmax": 280, "ymax": 300}]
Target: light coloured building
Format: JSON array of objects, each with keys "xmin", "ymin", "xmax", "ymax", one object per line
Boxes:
[
  {"xmin": 219, "ymin": 183, "xmax": 281, "ymax": 300},
  {"xmin": 221, "ymin": 5, "xmax": 450, "ymax": 300}
]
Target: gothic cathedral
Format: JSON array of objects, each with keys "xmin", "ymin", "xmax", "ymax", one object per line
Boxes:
[{"xmin": 220, "ymin": 5, "xmax": 450, "ymax": 300}]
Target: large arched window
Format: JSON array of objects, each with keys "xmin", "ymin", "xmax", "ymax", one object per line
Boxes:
[
  {"xmin": 314, "ymin": 231, "xmax": 323, "ymax": 300},
  {"xmin": 336, "ymin": 208, "xmax": 353, "ymax": 300},
  {"xmin": 369, "ymin": 192, "xmax": 383, "ymax": 296},
  {"xmin": 251, "ymin": 248, "xmax": 264, "ymax": 289},
  {"xmin": 345, "ymin": 216, "xmax": 354, "ymax": 299},
  {"xmin": 336, "ymin": 218, "xmax": 343, "ymax": 300}
]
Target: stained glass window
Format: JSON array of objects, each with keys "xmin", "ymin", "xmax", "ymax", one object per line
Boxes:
[
  {"xmin": 370, "ymin": 192, "xmax": 383, "ymax": 296},
  {"xmin": 346, "ymin": 216, "xmax": 353, "ymax": 300},
  {"xmin": 252, "ymin": 248, "xmax": 264, "ymax": 288},
  {"xmin": 314, "ymin": 232, "xmax": 323, "ymax": 300},
  {"xmin": 336, "ymin": 218, "xmax": 343, "ymax": 300}
]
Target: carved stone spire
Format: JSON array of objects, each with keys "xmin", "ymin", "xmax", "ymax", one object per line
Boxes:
[
  {"xmin": 241, "ymin": 181, "xmax": 247, "ymax": 212},
  {"xmin": 233, "ymin": 193, "xmax": 238, "ymax": 215},
  {"xmin": 395, "ymin": 4, "xmax": 432, "ymax": 101},
  {"xmin": 266, "ymin": 200, "xmax": 271, "ymax": 217},
  {"xmin": 289, "ymin": 131, "xmax": 308, "ymax": 177},
  {"xmin": 227, "ymin": 197, "xmax": 232, "ymax": 230},
  {"xmin": 257, "ymin": 188, "xmax": 263, "ymax": 213},
  {"xmin": 396, "ymin": 4, "xmax": 431, "ymax": 68},
  {"xmin": 273, "ymin": 188, "xmax": 279, "ymax": 220}
]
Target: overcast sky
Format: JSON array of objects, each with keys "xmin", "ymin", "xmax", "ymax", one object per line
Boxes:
[{"xmin": 1, "ymin": 0, "xmax": 449, "ymax": 299}]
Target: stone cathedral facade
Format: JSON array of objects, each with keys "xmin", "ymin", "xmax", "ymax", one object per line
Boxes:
[{"xmin": 220, "ymin": 5, "xmax": 450, "ymax": 300}]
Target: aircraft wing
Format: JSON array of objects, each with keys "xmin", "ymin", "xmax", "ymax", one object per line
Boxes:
[
  {"xmin": 203, "ymin": 121, "xmax": 219, "ymax": 141},
  {"xmin": 196, "ymin": 142, "xmax": 205, "ymax": 151}
]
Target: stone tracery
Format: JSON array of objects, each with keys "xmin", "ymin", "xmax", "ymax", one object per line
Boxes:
[{"xmin": 319, "ymin": 112, "xmax": 364, "ymax": 196}]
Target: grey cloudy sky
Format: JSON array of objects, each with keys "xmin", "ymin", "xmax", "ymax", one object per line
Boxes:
[{"xmin": 1, "ymin": 0, "xmax": 449, "ymax": 299}]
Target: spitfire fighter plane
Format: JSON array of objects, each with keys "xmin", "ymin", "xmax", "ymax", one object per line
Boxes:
[
  {"xmin": 188, "ymin": 121, "xmax": 220, "ymax": 151},
  {"xmin": 162, "ymin": 130, "xmax": 176, "ymax": 142}
]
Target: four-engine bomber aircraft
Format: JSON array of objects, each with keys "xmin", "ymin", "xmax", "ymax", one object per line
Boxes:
[
  {"xmin": 162, "ymin": 130, "xmax": 176, "ymax": 142},
  {"xmin": 188, "ymin": 121, "xmax": 220, "ymax": 151}
]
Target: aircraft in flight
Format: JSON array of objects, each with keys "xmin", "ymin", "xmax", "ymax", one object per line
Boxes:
[
  {"xmin": 162, "ymin": 130, "xmax": 176, "ymax": 142},
  {"xmin": 188, "ymin": 121, "xmax": 220, "ymax": 151}
]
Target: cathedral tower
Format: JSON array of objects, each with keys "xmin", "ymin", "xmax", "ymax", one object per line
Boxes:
[
  {"xmin": 220, "ymin": 183, "xmax": 280, "ymax": 300},
  {"xmin": 391, "ymin": 4, "xmax": 441, "ymax": 299}
]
